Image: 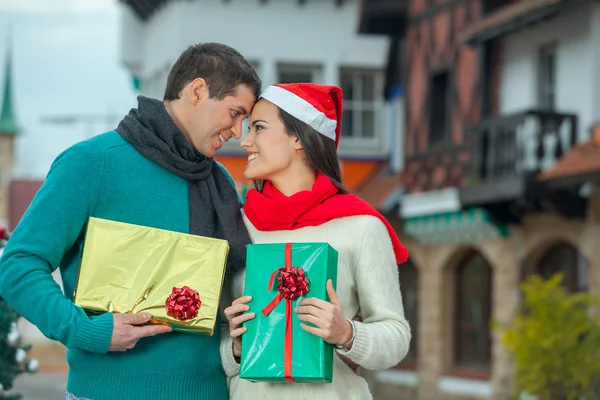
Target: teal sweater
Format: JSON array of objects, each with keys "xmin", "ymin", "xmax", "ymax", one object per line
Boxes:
[{"xmin": 0, "ymin": 131, "xmax": 236, "ymax": 400}]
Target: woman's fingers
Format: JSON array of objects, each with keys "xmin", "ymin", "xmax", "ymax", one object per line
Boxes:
[
  {"xmin": 299, "ymin": 323, "xmax": 324, "ymax": 338},
  {"xmin": 225, "ymin": 303, "xmax": 250, "ymax": 319},
  {"xmin": 225, "ymin": 296, "xmax": 253, "ymax": 321},
  {"xmin": 298, "ymin": 297, "xmax": 332, "ymax": 311},
  {"xmin": 230, "ymin": 326, "xmax": 248, "ymax": 339},
  {"xmin": 230, "ymin": 312, "xmax": 255, "ymax": 339},
  {"xmin": 230, "ymin": 312, "xmax": 255, "ymax": 329},
  {"xmin": 228, "ymin": 296, "xmax": 252, "ymax": 358},
  {"xmin": 232, "ymin": 295, "xmax": 252, "ymax": 305},
  {"xmin": 295, "ymin": 304, "xmax": 327, "ymax": 318},
  {"xmin": 297, "ymin": 313, "xmax": 321, "ymax": 327}
]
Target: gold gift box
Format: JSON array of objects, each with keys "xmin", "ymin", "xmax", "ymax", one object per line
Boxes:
[{"xmin": 73, "ymin": 217, "xmax": 229, "ymax": 336}]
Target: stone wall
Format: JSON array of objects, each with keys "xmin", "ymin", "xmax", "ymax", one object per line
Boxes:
[{"xmin": 374, "ymin": 192, "xmax": 600, "ymax": 399}]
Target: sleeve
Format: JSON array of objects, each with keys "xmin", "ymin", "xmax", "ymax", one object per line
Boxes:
[
  {"xmin": 0, "ymin": 141, "xmax": 114, "ymax": 354},
  {"xmin": 219, "ymin": 274, "xmax": 242, "ymax": 377},
  {"xmin": 220, "ymin": 325, "xmax": 241, "ymax": 377},
  {"xmin": 336, "ymin": 217, "xmax": 412, "ymax": 370}
]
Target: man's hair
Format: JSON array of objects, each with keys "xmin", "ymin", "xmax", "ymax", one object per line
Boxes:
[{"xmin": 163, "ymin": 42, "xmax": 262, "ymax": 101}]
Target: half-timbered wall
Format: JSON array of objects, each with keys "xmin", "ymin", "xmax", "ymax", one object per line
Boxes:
[{"xmin": 404, "ymin": 0, "xmax": 502, "ymax": 194}]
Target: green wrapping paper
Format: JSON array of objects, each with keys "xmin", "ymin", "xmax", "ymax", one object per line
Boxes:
[{"xmin": 240, "ymin": 242, "xmax": 338, "ymax": 383}]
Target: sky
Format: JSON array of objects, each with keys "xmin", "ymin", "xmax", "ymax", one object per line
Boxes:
[{"xmin": 0, "ymin": 0, "xmax": 138, "ymax": 178}]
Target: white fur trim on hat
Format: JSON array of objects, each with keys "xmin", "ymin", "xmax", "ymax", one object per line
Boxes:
[{"xmin": 259, "ymin": 85, "xmax": 337, "ymax": 141}]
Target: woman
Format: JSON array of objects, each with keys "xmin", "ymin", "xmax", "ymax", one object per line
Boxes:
[{"xmin": 220, "ymin": 83, "xmax": 411, "ymax": 399}]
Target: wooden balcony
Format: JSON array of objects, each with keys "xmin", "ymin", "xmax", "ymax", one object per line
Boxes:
[
  {"xmin": 459, "ymin": 109, "xmax": 579, "ymax": 217},
  {"xmin": 458, "ymin": 0, "xmax": 578, "ymax": 46}
]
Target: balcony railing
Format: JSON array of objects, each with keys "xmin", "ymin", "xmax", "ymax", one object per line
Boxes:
[{"xmin": 468, "ymin": 109, "xmax": 578, "ymax": 184}]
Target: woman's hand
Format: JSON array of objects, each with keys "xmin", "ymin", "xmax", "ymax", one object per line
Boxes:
[
  {"xmin": 295, "ymin": 280, "xmax": 353, "ymax": 347},
  {"xmin": 224, "ymin": 296, "xmax": 255, "ymax": 358}
]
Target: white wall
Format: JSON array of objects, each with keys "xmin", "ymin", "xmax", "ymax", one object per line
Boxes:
[
  {"xmin": 500, "ymin": 1, "xmax": 595, "ymax": 141},
  {"xmin": 120, "ymin": 0, "xmax": 394, "ymax": 156},
  {"xmin": 132, "ymin": 0, "xmax": 389, "ymax": 94},
  {"xmin": 120, "ymin": 5, "xmax": 144, "ymax": 75},
  {"xmin": 590, "ymin": 1, "xmax": 600, "ymax": 128}
]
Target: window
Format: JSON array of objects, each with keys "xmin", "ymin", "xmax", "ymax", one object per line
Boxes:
[
  {"xmin": 339, "ymin": 68, "xmax": 384, "ymax": 141},
  {"xmin": 429, "ymin": 71, "xmax": 450, "ymax": 146},
  {"xmin": 481, "ymin": 42, "xmax": 494, "ymax": 118},
  {"xmin": 398, "ymin": 260, "xmax": 418, "ymax": 366},
  {"xmin": 454, "ymin": 251, "xmax": 492, "ymax": 370},
  {"xmin": 277, "ymin": 63, "xmax": 322, "ymax": 84},
  {"xmin": 538, "ymin": 43, "xmax": 557, "ymax": 110},
  {"xmin": 535, "ymin": 242, "xmax": 588, "ymax": 292}
]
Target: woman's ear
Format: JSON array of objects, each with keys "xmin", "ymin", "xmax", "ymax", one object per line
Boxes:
[{"xmin": 292, "ymin": 136, "xmax": 304, "ymax": 151}]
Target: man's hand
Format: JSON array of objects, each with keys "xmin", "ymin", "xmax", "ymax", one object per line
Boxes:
[{"xmin": 108, "ymin": 312, "xmax": 172, "ymax": 352}]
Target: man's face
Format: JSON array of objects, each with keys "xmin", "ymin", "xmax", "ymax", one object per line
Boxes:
[{"xmin": 185, "ymin": 84, "xmax": 256, "ymax": 158}]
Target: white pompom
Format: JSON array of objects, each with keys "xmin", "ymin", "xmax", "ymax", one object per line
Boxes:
[
  {"xmin": 26, "ymin": 358, "xmax": 39, "ymax": 373},
  {"xmin": 15, "ymin": 348, "xmax": 27, "ymax": 363},
  {"xmin": 6, "ymin": 330, "xmax": 21, "ymax": 347},
  {"xmin": 0, "ymin": 382, "xmax": 4, "ymax": 391}
]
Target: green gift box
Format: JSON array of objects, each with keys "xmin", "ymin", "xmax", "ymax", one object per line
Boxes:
[{"xmin": 240, "ymin": 242, "xmax": 338, "ymax": 383}]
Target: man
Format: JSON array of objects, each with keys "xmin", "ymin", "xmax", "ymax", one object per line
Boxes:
[{"xmin": 0, "ymin": 43, "xmax": 261, "ymax": 400}]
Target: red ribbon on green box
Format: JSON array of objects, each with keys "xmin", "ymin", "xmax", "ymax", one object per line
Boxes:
[{"xmin": 261, "ymin": 243, "xmax": 310, "ymax": 383}]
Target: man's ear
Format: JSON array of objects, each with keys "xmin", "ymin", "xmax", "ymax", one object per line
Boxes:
[
  {"xmin": 189, "ymin": 78, "xmax": 209, "ymax": 106},
  {"xmin": 292, "ymin": 136, "xmax": 304, "ymax": 151}
]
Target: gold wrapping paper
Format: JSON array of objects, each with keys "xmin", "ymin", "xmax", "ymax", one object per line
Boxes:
[{"xmin": 73, "ymin": 217, "xmax": 229, "ymax": 335}]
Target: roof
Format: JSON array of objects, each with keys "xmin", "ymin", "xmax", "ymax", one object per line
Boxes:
[
  {"xmin": 121, "ymin": 0, "xmax": 353, "ymax": 21},
  {"xmin": 120, "ymin": 0, "xmax": 171, "ymax": 21},
  {"xmin": 0, "ymin": 35, "xmax": 18, "ymax": 135},
  {"xmin": 9, "ymin": 179, "xmax": 43, "ymax": 232},
  {"xmin": 457, "ymin": 0, "xmax": 573, "ymax": 46},
  {"xmin": 355, "ymin": 169, "xmax": 403, "ymax": 213},
  {"xmin": 539, "ymin": 124, "xmax": 600, "ymax": 182}
]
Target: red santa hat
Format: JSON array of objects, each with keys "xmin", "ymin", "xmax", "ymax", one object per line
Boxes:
[{"xmin": 259, "ymin": 83, "xmax": 343, "ymax": 148}]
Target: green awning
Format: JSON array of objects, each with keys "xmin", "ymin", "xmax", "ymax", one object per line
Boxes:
[{"xmin": 403, "ymin": 208, "xmax": 508, "ymax": 245}]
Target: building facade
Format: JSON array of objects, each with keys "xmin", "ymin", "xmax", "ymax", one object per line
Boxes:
[
  {"xmin": 361, "ymin": 0, "xmax": 600, "ymax": 399},
  {"xmin": 119, "ymin": 0, "xmax": 405, "ymax": 197}
]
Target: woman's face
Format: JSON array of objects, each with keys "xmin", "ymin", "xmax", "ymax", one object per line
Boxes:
[{"xmin": 240, "ymin": 99, "xmax": 303, "ymax": 181}]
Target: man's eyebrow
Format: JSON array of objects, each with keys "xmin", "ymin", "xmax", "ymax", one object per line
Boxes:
[{"xmin": 235, "ymin": 106, "xmax": 249, "ymax": 115}]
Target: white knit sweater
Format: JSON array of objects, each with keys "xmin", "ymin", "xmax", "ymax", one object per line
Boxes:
[{"xmin": 220, "ymin": 214, "xmax": 411, "ymax": 400}]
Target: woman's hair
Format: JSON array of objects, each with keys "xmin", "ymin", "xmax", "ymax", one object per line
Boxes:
[{"xmin": 254, "ymin": 107, "xmax": 349, "ymax": 194}]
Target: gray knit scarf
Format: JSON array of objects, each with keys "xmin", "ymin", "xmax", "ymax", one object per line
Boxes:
[{"xmin": 115, "ymin": 95, "xmax": 249, "ymax": 273}]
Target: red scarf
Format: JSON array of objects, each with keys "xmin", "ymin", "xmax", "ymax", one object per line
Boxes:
[{"xmin": 244, "ymin": 174, "xmax": 409, "ymax": 264}]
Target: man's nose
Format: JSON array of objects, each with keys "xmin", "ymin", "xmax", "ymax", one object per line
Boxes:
[{"xmin": 231, "ymin": 119, "xmax": 243, "ymax": 140}]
